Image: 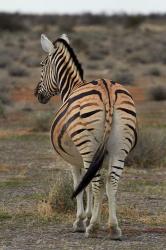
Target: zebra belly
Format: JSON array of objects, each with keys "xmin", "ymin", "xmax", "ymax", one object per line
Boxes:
[{"xmin": 51, "ymin": 127, "xmax": 83, "ymax": 168}]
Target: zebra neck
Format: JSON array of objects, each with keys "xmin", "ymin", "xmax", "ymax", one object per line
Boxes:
[
  {"xmin": 54, "ymin": 40, "xmax": 84, "ymax": 102},
  {"xmin": 58, "ymin": 65, "xmax": 83, "ymax": 102}
]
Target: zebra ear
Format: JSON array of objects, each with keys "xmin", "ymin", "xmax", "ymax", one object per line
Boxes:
[
  {"xmin": 41, "ymin": 34, "xmax": 54, "ymax": 53},
  {"xmin": 60, "ymin": 34, "xmax": 70, "ymax": 44}
]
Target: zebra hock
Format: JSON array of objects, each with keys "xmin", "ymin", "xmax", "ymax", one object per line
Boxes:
[{"xmin": 34, "ymin": 33, "xmax": 137, "ymax": 239}]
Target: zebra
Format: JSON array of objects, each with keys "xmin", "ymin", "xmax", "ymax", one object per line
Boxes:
[{"xmin": 34, "ymin": 33, "xmax": 137, "ymax": 239}]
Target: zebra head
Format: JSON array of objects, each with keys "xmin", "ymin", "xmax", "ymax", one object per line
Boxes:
[{"xmin": 34, "ymin": 34, "xmax": 69, "ymax": 104}]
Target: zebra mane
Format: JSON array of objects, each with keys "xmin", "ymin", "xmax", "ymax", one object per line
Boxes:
[{"xmin": 53, "ymin": 38, "xmax": 84, "ymax": 81}]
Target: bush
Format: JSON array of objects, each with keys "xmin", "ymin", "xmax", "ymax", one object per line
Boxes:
[
  {"xmin": 126, "ymin": 129, "xmax": 166, "ymax": 168},
  {"xmin": 0, "ymin": 84, "xmax": 10, "ymax": 105},
  {"xmin": 0, "ymin": 55, "xmax": 10, "ymax": 68},
  {"xmin": 37, "ymin": 172, "xmax": 75, "ymax": 219},
  {"xmin": 147, "ymin": 67, "xmax": 161, "ymax": 77},
  {"xmin": 125, "ymin": 15, "xmax": 145, "ymax": 28},
  {"xmin": 8, "ymin": 66, "xmax": 29, "ymax": 77},
  {"xmin": 0, "ymin": 13, "xmax": 27, "ymax": 32},
  {"xmin": 58, "ymin": 15, "xmax": 75, "ymax": 33},
  {"xmin": 72, "ymin": 37, "xmax": 88, "ymax": 54},
  {"xmin": 112, "ymin": 69, "xmax": 134, "ymax": 85},
  {"xmin": 149, "ymin": 86, "xmax": 166, "ymax": 101},
  {"xmin": 0, "ymin": 101, "xmax": 5, "ymax": 118},
  {"xmin": 48, "ymin": 172, "xmax": 75, "ymax": 213},
  {"xmin": 32, "ymin": 111, "xmax": 52, "ymax": 132}
]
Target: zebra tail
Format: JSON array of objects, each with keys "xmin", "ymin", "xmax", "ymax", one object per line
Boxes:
[{"xmin": 71, "ymin": 138, "xmax": 107, "ymax": 199}]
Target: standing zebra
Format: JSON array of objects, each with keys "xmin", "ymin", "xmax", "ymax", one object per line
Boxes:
[{"xmin": 34, "ymin": 34, "xmax": 137, "ymax": 239}]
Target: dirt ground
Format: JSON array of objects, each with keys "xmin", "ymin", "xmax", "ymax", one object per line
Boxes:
[{"xmin": 0, "ymin": 133, "xmax": 165, "ymax": 250}]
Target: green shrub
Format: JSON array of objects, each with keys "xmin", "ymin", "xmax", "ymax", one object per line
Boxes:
[{"xmin": 125, "ymin": 15, "xmax": 145, "ymax": 28}]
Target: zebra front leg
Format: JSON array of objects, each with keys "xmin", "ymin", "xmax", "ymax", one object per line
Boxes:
[
  {"xmin": 106, "ymin": 158, "xmax": 124, "ymax": 240},
  {"xmin": 85, "ymin": 174, "xmax": 104, "ymax": 237},
  {"xmin": 71, "ymin": 166, "xmax": 85, "ymax": 232}
]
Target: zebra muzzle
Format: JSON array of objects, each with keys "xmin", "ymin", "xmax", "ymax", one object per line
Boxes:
[{"xmin": 38, "ymin": 93, "xmax": 50, "ymax": 104}]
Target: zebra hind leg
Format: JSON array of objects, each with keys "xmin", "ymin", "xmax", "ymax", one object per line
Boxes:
[
  {"xmin": 85, "ymin": 173, "xmax": 104, "ymax": 238},
  {"xmin": 106, "ymin": 158, "xmax": 124, "ymax": 240},
  {"xmin": 71, "ymin": 166, "xmax": 85, "ymax": 232},
  {"xmin": 83, "ymin": 183, "xmax": 93, "ymax": 228}
]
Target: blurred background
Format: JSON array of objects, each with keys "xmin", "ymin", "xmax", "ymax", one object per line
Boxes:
[
  {"xmin": 0, "ymin": 0, "xmax": 166, "ymax": 132},
  {"xmin": 0, "ymin": 1, "xmax": 166, "ymax": 248}
]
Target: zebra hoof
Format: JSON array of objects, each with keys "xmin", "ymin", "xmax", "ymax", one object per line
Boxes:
[
  {"xmin": 73, "ymin": 219, "xmax": 85, "ymax": 233},
  {"xmin": 110, "ymin": 226, "xmax": 122, "ymax": 240},
  {"xmin": 85, "ymin": 223, "xmax": 98, "ymax": 238}
]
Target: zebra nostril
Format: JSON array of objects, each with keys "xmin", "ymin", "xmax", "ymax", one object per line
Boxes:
[
  {"xmin": 38, "ymin": 93, "xmax": 49, "ymax": 104},
  {"xmin": 38, "ymin": 93, "xmax": 44, "ymax": 103}
]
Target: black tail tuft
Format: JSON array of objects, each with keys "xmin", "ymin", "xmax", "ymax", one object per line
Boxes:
[{"xmin": 71, "ymin": 143, "xmax": 106, "ymax": 199}]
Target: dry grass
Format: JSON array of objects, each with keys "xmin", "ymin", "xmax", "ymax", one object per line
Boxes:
[
  {"xmin": 101, "ymin": 203, "xmax": 166, "ymax": 226},
  {"xmin": 140, "ymin": 213, "xmax": 166, "ymax": 226},
  {"xmin": 37, "ymin": 172, "xmax": 75, "ymax": 220},
  {"xmin": 0, "ymin": 204, "xmax": 11, "ymax": 221}
]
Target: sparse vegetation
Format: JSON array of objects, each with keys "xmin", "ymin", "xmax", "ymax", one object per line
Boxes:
[
  {"xmin": 125, "ymin": 15, "xmax": 146, "ymax": 28},
  {"xmin": 9, "ymin": 65, "xmax": 29, "ymax": 77},
  {"xmin": 32, "ymin": 111, "xmax": 53, "ymax": 132},
  {"xmin": 37, "ymin": 172, "xmax": 75, "ymax": 219},
  {"xmin": 22, "ymin": 57, "xmax": 40, "ymax": 68},
  {"xmin": 112, "ymin": 69, "xmax": 134, "ymax": 85},
  {"xmin": 0, "ymin": 54, "xmax": 10, "ymax": 68},
  {"xmin": 0, "ymin": 208, "xmax": 11, "ymax": 221},
  {"xmin": 147, "ymin": 67, "xmax": 161, "ymax": 77},
  {"xmin": 0, "ymin": 13, "xmax": 28, "ymax": 32},
  {"xmin": 48, "ymin": 172, "xmax": 75, "ymax": 213},
  {"xmin": 0, "ymin": 102, "xmax": 5, "ymax": 118},
  {"xmin": 0, "ymin": 12, "xmax": 166, "ymax": 249},
  {"xmin": 127, "ymin": 129, "xmax": 166, "ymax": 168},
  {"xmin": 58, "ymin": 15, "xmax": 75, "ymax": 33},
  {"xmin": 149, "ymin": 86, "xmax": 166, "ymax": 101}
]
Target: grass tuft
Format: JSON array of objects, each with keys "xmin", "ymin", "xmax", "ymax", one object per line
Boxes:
[
  {"xmin": 0, "ymin": 205, "xmax": 12, "ymax": 221},
  {"xmin": 37, "ymin": 172, "xmax": 75, "ymax": 219}
]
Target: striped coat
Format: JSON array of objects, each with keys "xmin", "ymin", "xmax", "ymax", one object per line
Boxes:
[{"xmin": 35, "ymin": 34, "xmax": 137, "ymax": 239}]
